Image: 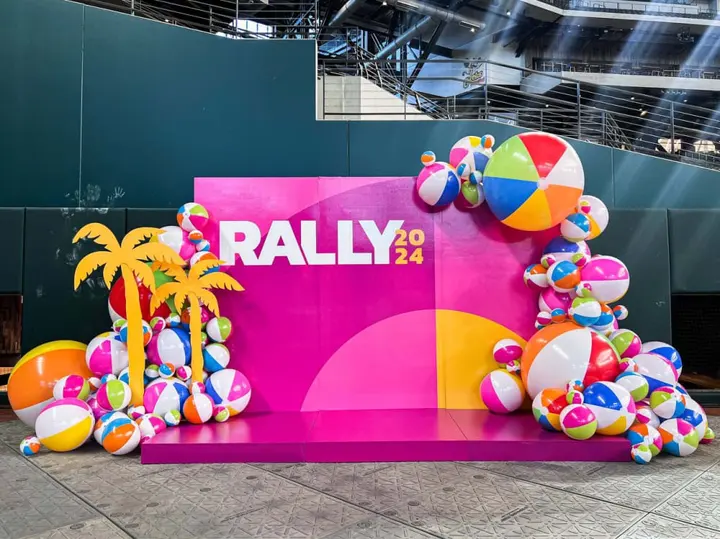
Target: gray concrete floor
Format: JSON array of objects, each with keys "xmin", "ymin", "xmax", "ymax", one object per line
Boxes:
[{"xmin": 1, "ymin": 418, "xmax": 720, "ymax": 539}]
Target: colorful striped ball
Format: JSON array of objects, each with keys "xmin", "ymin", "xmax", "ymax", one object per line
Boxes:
[
  {"xmin": 650, "ymin": 387, "xmax": 687, "ymax": 420},
  {"xmin": 538, "ymin": 288, "xmax": 572, "ymax": 314},
  {"xmin": 189, "ymin": 252, "xmax": 220, "ymax": 276},
  {"xmin": 175, "ymin": 365, "xmax": 192, "ymax": 382},
  {"xmin": 86, "ymin": 395, "xmax": 110, "ymax": 421},
  {"xmin": 610, "ymin": 329, "xmax": 642, "ymax": 360},
  {"xmin": 206, "ymin": 317, "xmax": 233, "ymax": 343},
  {"xmin": 523, "ymin": 264, "xmax": 549, "ymax": 291},
  {"xmin": 560, "ymin": 212, "xmax": 591, "ymax": 243},
  {"xmin": 164, "ymin": 409, "xmax": 182, "ymax": 427},
  {"xmin": 635, "ymin": 404, "xmax": 661, "ymax": 429},
  {"xmin": 547, "ymin": 260, "xmax": 581, "ymax": 294},
  {"xmin": 640, "ymin": 341, "xmax": 682, "ymax": 375},
  {"xmin": 94, "ymin": 411, "xmax": 128, "ymax": 444},
  {"xmin": 583, "ymin": 381, "xmax": 636, "ymax": 436},
  {"xmin": 701, "ymin": 427, "xmax": 715, "ymax": 445},
  {"xmin": 116, "ymin": 320, "xmax": 152, "ymax": 348},
  {"xmin": 634, "ymin": 353, "xmax": 679, "ymax": 393},
  {"xmin": 615, "ymin": 371, "xmax": 649, "ymax": 402},
  {"xmin": 420, "ymin": 151, "xmax": 436, "ymax": 166},
  {"xmin": 535, "ymin": 311, "xmax": 552, "ymax": 329},
  {"xmin": 680, "ymin": 398, "xmax": 708, "ymax": 439},
  {"xmin": 202, "ymin": 343, "xmax": 230, "ymax": 373},
  {"xmin": 126, "ymin": 405, "xmax": 146, "ymax": 420},
  {"xmin": 205, "ymin": 369, "xmax": 252, "ymax": 417},
  {"xmin": 149, "ymin": 316, "xmax": 166, "ymax": 334},
  {"xmin": 53, "ymin": 375, "xmax": 90, "ymax": 402},
  {"xmin": 35, "ymin": 398, "xmax": 94, "ymax": 452},
  {"xmin": 416, "ymin": 161, "xmax": 461, "ymax": 207},
  {"xmin": 159, "ymin": 363, "xmax": 176, "ymax": 379},
  {"xmin": 627, "ymin": 423, "xmax": 663, "ymax": 456},
  {"xmin": 579, "ymin": 256, "xmax": 630, "ymax": 304},
  {"xmin": 20, "ymin": 435, "xmax": 41, "ymax": 456},
  {"xmin": 566, "ymin": 389, "xmax": 584, "ymax": 405},
  {"xmin": 188, "ymin": 229, "xmax": 204, "ymax": 244},
  {"xmin": 100, "ymin": 416, "xmax": 141, "ymax": 455},
  {"xmin": 479, "ymin": 370, "xmax": 525, "ymax": 414},
  {"xmin": 612, "ymin": 305, "xmax": 629, "ymax": 321},
  {"xmin": 214, "ymin": 405, "xmax": 230, "ymax": 423},
  {"xmin": 560, "ymin": 404, "xmax": 597, "ymax": 440},
  {"xmin": 590, "ymin": 303, "xmax": 617, "ymax": 336},
  {"xmin": 135, "ymin": 414, "xmax": 167, "ymax": 439},
  {"xmin": 95, "ymin": 380, "xmax": 132, "ymax": 412},
  {"xmin": 568, "ymin": 297, "xmax": 601, "ymax": 327},
  {"xmin": 631, "ymin": 443, "xmax": 653, "ymax": 464},
  {"xmin": 577, "ymin": 195, "xmax": 609, "ymax": 240},
  {"xmin": 183, "ymin": 393, "xmax": 215, "ymax": 424},
  {"xmin": 543, "ymin": 237, "xmax": 591, "ymax": 265},
  {"xmin": 145, "ymin": 364, "xmax": 160, "ymax": 380},
  {"xmin": 532, "ymin": 388, "xmax": 568, "ymax": 432},
  {"xmin": 86, "ymin": 333, "xmax": 129, "ymax": 376},
  {"xmin": 177, "ymin": 202, "xmax": 210, "ymax": 232},
  {"xmin": 492, "ymin": 339, "xmax": 523, "ymax": 365},
  {"xmin": 449, "ymin": 136, "xmax": 492, "ymax": 179},
  {"xmin": 143, "ymin": 378, "xmax": 190, "ymax": 416},
  {"xmin": 146, "ymin": 328, "xmax": 191, "ymax": 368},
  {"xmin": 659, "ymin": 418, "xmax": 699, "ymax": 456}
]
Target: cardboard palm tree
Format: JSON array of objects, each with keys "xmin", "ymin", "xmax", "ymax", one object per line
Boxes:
[
  {"xmin": 151, "ymin": 259, "xmax": 243, "ymax": 383},
  {"xmin": 73, "ymin": 225, "xmax": 185, "ymax": 405}
]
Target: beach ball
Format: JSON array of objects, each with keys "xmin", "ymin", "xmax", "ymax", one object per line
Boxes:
[
  {"xmin": 615, "ymin": 371, "xmax": 649, "ymax": 402},
  {"xmin": 583, "ymin": 381, "xmax": 636, "ymax": 435},
  {"xmin": 680, "ymin": 398, "xmax": 708, "ymax": 439},
  {"xmin": 177, "ymin": 202, "xmax": 210, "ymax": 232},
  {"xmin": 610, "ymin": 329, "xmax": 642, "ymax": 360},
  {"xmin": 214, "ymin": 405, "xmax": 230, "ymax": 422},
  {"xmin": 190, "ymin": 381, "xmax": 206, "ymax": 395},
  {"xmin": 627, "ymin": 423, "xmax": 663, "ymax": 456},
  {"xmin": 416, "ymin": 161, "xmax": 461, "ymax": 207},
  {"xmin": 523, "ymin": 264, "xmax": 548, "ymax": 291},
  {"xmin": 206, "ymin": 316, "xmax": 233, "ymax": 343},
  {"xmin": 612, "ymin": 305, "xmax": 629, "ymax": 321},
  {"xmin": 159, "ymin": 363, "xmax": 176, "ymax": 379},
  {"xmin": 93, "ymin": 411, "xmax": 128, "ymax": 444},
  {"xmin": 203, "ymin": 343, "xmax": 231, "ymax": 373},
  {"xmin": 116, "ymin": 320, "xmax": 153, "ymax": 347},
  {"xmin": 538, "ymin": 288, "xmax": 572, "ymax": 314},
  {"xmin": 560, "ymin": 212, "xmax": 591, "ymax": 243},
  {"xmin": 143, "ymin": 378, "xmax": 190, "ymax": 416},
  {"xmin": 53, "ymin": 375, "xmax": 90, "ymax": 402},
  {"xmin": 188, "ymin": 230, "xmax": 204, "ymax": 244},
  {"xmin": 568, "ymin": 297, "xmax": 601, "ymax": 327},
  {"xmin": 457, "ymin": 181, "xmax": 485, "ymax": 209},
  {"xmin": 189, "ymin": 251, "xmax": 220, "ymax": 275},
  {"xmin": 566, "ymin": 389, "xmax": 583, "ymax": 405},
  {"xmin": 631, "ymin": 444, "xmax": 652, "ymax": 464},
  {"xmin": 633, "ymin": 353, "xmax": 678, "ymax": 393},
  {"xmin": 532, "ymin": 388, "xmax": 568, "ymax": 432},
  {"xmin": 535, "ymin": 312, "xmax": 552, "ymax": 329},
  {"xmin": 135, "ymin": 414, "xmax": 167, "ymax": 439},
  {"xmin": 86, "ymin": 395, "xmax": 109, "ymax": 420},
  {"xmin": 183, "ymin": 393, "xmax": 215, "ymax": 424},
  {"xmin": 35, "ymin": 398, "xmax": 94, "ymax": 452},
  {"xmin": 542, "ymin": 237, "xmax": 591, "ymax": 265},
  {"xmin": 635, "ymin": 403, "xmax": 661, "ymax": 429},
  {"xmin": 560, "ymin": 404, "xmax": 597, "ymax": 440},
  {"xmin": 8, "ymin": 340, "xmax": 92, "ymax": 427},
  {"xmin": 100, "ymin": 416, "xmax": 141, "ymax": 455},
  {"xmin": 521, "ymin": 322, "xmax": 621, "ymax": 399},
  {"xmin": 206, "ymin": 369, "xmax": 252, "ymax": 416},
  {"xmin": 180, "ymin": 306, "xmax": 213, "ymax": 330},
  {"xmin": 145, "ymin": 364, "xmax": 160, "ymax": 381},
  {"xmin": 176, "ymin": 365, "xmax": 192, "ymax": 382},
  {"xmin": 547, "ymin": 260, "xmax": 581, "ymax": 294},
  {"xmin": 479, "ymin": 370, "xmax": 524, "ymax": 414},
  {"xmin": 659, "ymin": 418, "xmax": 699, "ymax": 456},
  {"xmin": 483, "ymin": 132, "xmax": 584, "ymax": 231},
  {"xmin": 650, "ymin": 387, "xmax": 686, "ymax": 420},
  {"xmin": 147, "ymin": 328, "xmax": 191, "ymax": 368},
  {"xmin": 20, "ymin": 435, "xmax": 41, "ymax": 457},
  {"xmin": 95, "ymin": 380, "xmax": 132, "ymax": 412},
  {"xmin": 420, "ymin": 151, "xmax": 435, "ymax": 165},
  {"xmin": 449, "ymin": 136, "xmax": 492, "ymax": 178},
  {"xmin": 702, "ymin": 427, "xmax": 715, "ymax": 444},
  {"xmin": 492, "ymin": 339, "xmax": 523, "ymax": 366},
  {"xmin": 164, "ymin": 409, "xmax": 181, "ymax": 427},
  {"xmin": 85, "ymin": 333, "xmax": 129, "ymax": 377},
  {"xmin": 590, "ymin": 304, "xmax": 618, "ymax": 336},
  {"xmin": 640, "ymin": 342, "xmax": 682, "ymax": 375},
  {"xmin": 108, "ymin": 269, "xmax": 173, "ymax": 323},
  {"xmin": 127, "ymin": 405, "xmax": 146, "ymax": 420},
  {"xmin": 579, "ymin": 256, "xmax": 630, "ymax": 304},
  {"xmin": 577, "ymin": 195, "xmax": 609, "ymax": 240},
  {"xmin": 154, "ymin": 225, "xmax": 197, "ymax": 262},
  {"xmin": 550, "ymin": 308, "xmax": 566, "ymax": 324}
]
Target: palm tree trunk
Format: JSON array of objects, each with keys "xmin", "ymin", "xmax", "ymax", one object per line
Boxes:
[
  {"xmin": 188, "ymin": 295, "xmax": 204, "ymax": 384},
  {"xmin": 122, "ymin": 266, "xmax": 145, "ymax": 406}
]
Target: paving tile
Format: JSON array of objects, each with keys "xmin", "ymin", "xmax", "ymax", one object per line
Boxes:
[
  {"xmin": 652, "ymin": 463, "xmax": 720, "ymax": 531},
  {"xmin": 0, "ymin": 419, "xmax": 34, "ymax": 445},
  {"xmin": 618, "ymin": 514, "xmax": 720, "ymax": 539},
  {"xmin": 22, "ymin": 518, "xmax": 131, "ymax": 539},
  {"xmin": 323, "ymin": 515, "xmax": 436, "ymax": 539}
]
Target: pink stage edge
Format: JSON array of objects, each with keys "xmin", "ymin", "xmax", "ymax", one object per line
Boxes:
[{"xmin": 141, "ymin": 410, "xmax": 630, "ymax": 464}]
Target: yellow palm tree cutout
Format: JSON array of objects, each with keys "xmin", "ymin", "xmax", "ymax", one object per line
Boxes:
[
  {"xmin": 73, "ymin": 224, "xmax": 185, "ymax": 405},
  {"xmin": 151, "ymin": 259, "xmax": 244, "ymax": 384}
]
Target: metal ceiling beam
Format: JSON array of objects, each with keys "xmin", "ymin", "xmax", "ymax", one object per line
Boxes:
[
  {"xmin": 327, "ymin": 0, "xmax": 365, "ymax": 27},
  {"xmin": 373, "ymin": 16, "xmax": 434, "ymax": 60},
  {"xmin": 385, "ymin": 0, "xmax": 487, "ymax": 30},
  {"xmin": 407, "ymin": 20, "xmax": 446, "ymax": 86}
]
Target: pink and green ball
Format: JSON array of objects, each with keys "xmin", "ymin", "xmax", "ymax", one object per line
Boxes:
[
  {"xmin": 95, "ymin": 380, "xmax": 132, "ymax": 412},
  {"xmin": 560, "ymin": 404, "xmax": 598, "ymax": 440},
  {"xmin": 610, "ymin": 329, "xmax": 642, "ymax": 359},
  {"xmin": 53, "ymin": 375, "xmax": 90, "ymax": 401},
  {"xmin": 615, "ymin": 371, "xmax": 649, "ymax": 402},
  {"xmin": 627, "ymin": 423, "xmax": 663, "ymax": 456},
  {"xmin": 207, "ymin": 316, "xmax": 233, "ymax": 344},
  {"xmin": 650, "ymin": 387, "xmax": 686, "ymax": 420},
  {"xmin": 177, "ymin": 203, "xmax": 210, "ymax": 232},
  {"xmin": 631, "ymin": 443, "xmax": 653, "ymax": 464},
  {"xmin": 659, "ymin": 418, "xmax": 700, "ymax": 456}
]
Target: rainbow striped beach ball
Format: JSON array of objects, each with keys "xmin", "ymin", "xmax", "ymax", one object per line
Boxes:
[
  {"xmin": 650, "ymin": 387, "xmax": 686, "ymax": 420},
  {"xmin": 135, "ymin": 414, "xmax": 167, "ymax": 439},
  {"xmin": 614, "ymin": 371, "xmax": 649, "ymax": 402},
  {"xmin": 560, "ymin": 403, "xmax": 597, "ymax": 440},
  {"xmin": 583, "ymin": 381, "xmax": 636, "ymax": 436},
  {"xmin": 449, "ymin": 135, "xmax": 492, "ymax": 178},
  {"xmin": 610, "ymin": 329, "xmax": 642, "ymax": 360},
  {"xmin": 206, "ymin": 369, "xmax": 252, "ymax": 417},
  {"xmin": 177, "ymin": 202, "xmax": 209, "ymax": 232},
  {"xmin": 680, "ymin": 398, "xmax": 708, "ymax": 439},
  {"xmin": 35, "ymin": 398, "xmax": 95, "ymax": 452},
  {"xmin": 95, "ymin": 380, "xmax": 132, "ymax": 412},
  {"xmin": 416, "ymin": 161, "xmax": 461, "ymax": 207},
  {"xmin": 532, "ymin": 388, "xmax": 568, "ymax": 432},
  {"xmin": 547, "ymin": 260, "xmax": 581, "ymax": 294},
  {"xmin": 483, "ymin": 132, "xmax": 585, "ymax": 232},
  {"xmin": 579, "ymin": 256, "xmax": 630, "ymax": 304},
  {"xmin": 86, "ymin": 333, "xmax": 129, "ymax": 376},
  {"xmin": 659, "ymin": 418, "xmax": 699, "ymax": 456},
  {"xmin": 203, "ymin": 343, "xmax": 231, "ymax": 373},
  {"xmin": 627, "ymin": 423, "xmax": 663, "ymax": 456},
  {"xmin": 94, "ymin": 411, "xmax": 128, "ymax": 444},
  {"xmin": 207, "ymin": 316, "xmax": 233, "ymax": 343},
  {"xmin": 633, "ymin": 353, "xmax": 679, "ymax": 393},
  {"xmin": 631, "ymin": 443, "xmax": 653, "ymax": 464}
]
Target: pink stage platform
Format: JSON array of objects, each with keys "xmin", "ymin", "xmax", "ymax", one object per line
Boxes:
[{"xmin": 141, "ymin": 409, "xmax": 629, "ymax": 464}]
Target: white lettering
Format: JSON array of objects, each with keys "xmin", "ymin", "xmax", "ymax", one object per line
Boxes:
[
  {"xmin": 360, "ymin": 219, "xmax": 404, "ymax": 265},
  {"xmin": 300, "ymin": 221, "xmax": 336, "ymax": 265},
  {"xmin": 337, "ymin": 220, "xmax": 372, "ymax": 265},
  {"xmin": 219, "ymin": 221, "xmax": 260, "ymax": 266},
  {"xmin": 258, "ymin": 221, "xmax": 306, "ymax": 265}
]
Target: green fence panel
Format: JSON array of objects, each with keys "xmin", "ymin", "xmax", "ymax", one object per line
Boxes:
[
  {"xmin": 0, "ymin": 208, "xmax": 24, "ymax": 293},
  {"xmin": 668, "ymin": 209, "xmax": 720, "ymax": 293},
  {"xmin": 126, "ymin": 209, "xmax": 178, "ymax": 231}
]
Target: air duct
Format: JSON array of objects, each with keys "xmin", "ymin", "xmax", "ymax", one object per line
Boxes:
[
  {"xmin": 373, "ymin": 16, "xmax": 435, "ymax": 60},
  {"xmin": 327, "ymin": 0, "xmax": 365, "ymax": 27},
  {"xmin": 386, "ymin": 0, "xmax": 486, "ymax": 31}
]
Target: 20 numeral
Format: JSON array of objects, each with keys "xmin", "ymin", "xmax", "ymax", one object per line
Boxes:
[{"xmin": 394, "ymin": 229, "xmax": 425, "ymax": 265}]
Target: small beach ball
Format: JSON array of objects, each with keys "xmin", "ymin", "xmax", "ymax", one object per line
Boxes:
[
  {"xmin": 633, "ymin": 353, "xmax": 678, "ymax": 393},
  {"xmin": 583, "ymin": 381, "xmax": 636, "ymax": 435},
  {"xmin": 177, "ymin": 202, "xmax": 210, "ymax": 232},
  {"xmin": 146, "ymin": 328, "xmax": 191, "ymax": 368},
  {"xmin": 631, "ymin": 443, "xmax": 653, "ymax": 464},
  {"xmin": 659, "ymin": 418, "xmax": 699, "ymax": 456},
  {"xmin": 543, "ymin": 237, "xmax": 591, "ymax": 265},
  {"xmin": 640, "ymin": 342, "xmax": 682, "ymax": 375},
  {"xmin": 203, "ymin": 343, "xmax": 231, "ymax": 373},
  {"xmin": 532, "ymin": 388, "xmax": 568, "ymax": 432},
  {"xmin": 176, "ymin": 365, "xmax": 192, "ymax": 382},
  {"xmin": 521, "ymin": 322, "xmax": 621, "ymax": 399},
  {"xmin": 568, "ymin": 297, "xmax": 601, "ymax": 327},
  {"xmin": 94, "ymin": 411, "xmax": 128, "ymax": 444},
  {"xmin": 416, "ymin": 161, "xmax": 461, "ymax": 207},
  {"xmin": 680, "ymin": 398, "xmax": 708, "ymax": 439},
  {"xmin": 702, "ymin": 427, "xmax": 716, "ymax": 444},
  {"xmin": 86, "ymin": 333, "xmax": 129, "ymax": 376},
  {"xmin": 206, "ymin": 317, "xmax": 233, "ymax": 343},
  {"xmin": 35, "ymin": 398, "xmax": 94, "ymax": 452},
  {"xmin": 627, "ymin": 423, "xmax": 663, "ymax": 456},
  {"xmin": 159, "ymin": 363, "xmax": 176, "ymax": 379},
  {"xmin": 95, "ymin": 380, "xmax": 132, "ymax": 412},
  {"xmin": 615, "ymin": 371, "xmax": 649, "ymax": 402},
  {"xmin": 449, "ymin": 136, "xmax": 492, "ymax": 178},
  {"xmin": 538, "ymin": 288, "xmax": 572, "ymax": 314},
  {"xmin": 135, "ymin": 414, "xmax": 167, "ymax": 439},
  {"xmin": 101, "ymin": 416, "xmax": 141, "ymax": 455},
  {"xmin": 214, "ymin": 405, "xmax": 230, "ymax": 422},
  {"xmin": 635, "ymin": 403, "xmax": 661, "ymax": 429},
  {"xmin": 188, "ymin": 229, "xmax": 204, "ymax": 244},
  {"xmin": 183, "ymin": 393, "xmax": 215, "ymax": 424},
  {"xmin": 150, "ymin": 316, "xmax": 166, "ymax": 334},
  {"xmin": 155, "ymin": 225, "xmax": 197, "ymax": 262},
  {"xmin": 610, "ymin": 329, "xmax": 642, "ymax": 360},
  {"xmin": 420, "ymin": 151, "xmax": 436, "ymax": 166},
  {"xmin": 566, "ymin": 389, "xmax": 584, "ymax": 405},
  {"xmin": 535, "ymin": 311, "xmax": 552, "ymax": 329},
  {"xmin": 612, "ymin": 305, "xmax": 629, "ymax": 321},
  {"xmin": 164, "ymin": 409, "xmax": 181, "ymax": 427},
  {"xmin": 650, "ymin": 387, "xmax": 686, "ymax": 420},
  {"xmin": 479, "ymin": 370, "xmax": 525, "ymax": 414},
  {"xmin": 483, "ymin": 132, "xmax": 584, "ymax": 232},
  {"xmin": 577, "ymin": 195, "xmax": 609, "ymax": 240},
  {"xmin": 143, "ymin": 378, "xmax": 190, "ymax": 416},
  {"xmin": 523, "ymin": 264, "xmax": 549, "ymax": 291},
  {"xmin": 550, "ymin": 308, "xmax": 566, "ymax": 324},
  {"xmin": 126, "ymin": 405, "xmax": 145, "ymax": 420},
  {"xmin": 145, "ymin": 364, "xmax": 160, "ymax": 380},
  {"xmin": 579, "ymin": 256, "xmax": 630, "ymax": 304},
  {"xmin": 560, "ymin": 404, "xmax": 597, "ymax": 440},
  {"xmin": 189, "ymin": 252, "xmax": 220, "ymax": 275},
  {"xmin": 86, "ymin": 395, "xmax": 109, "ymax": 420},
  {"xmin": 590, "ymin": 303, "xmax": 618, "ymax": 336},
  {"xmin": 547, "ymin": 260, "xmax": 581, "ymax": 294},
  {"xmin": 457, "ymin": 181, "xmax": 485, "ymax": 209},
  {"xmin": 116, "ymin": 320, "xmax": 153, "ymax": 347},
  {"xmin": 20, "ymin": 435, "xmax": 41, "ymax": 456},
  {"xmin": 492, "ymin": 339, "xmax": 523, "ymax": 366},
  {"xmin": 53, "ymin": 375, "xmax": 90, "ymax": 402},
  {"xmin": 206, "ymin": 369, "xmax": 252, "ymax": 416},
  {"xmin": 561, "ymin": 212, "xmax": 591, "ymax": 243}
]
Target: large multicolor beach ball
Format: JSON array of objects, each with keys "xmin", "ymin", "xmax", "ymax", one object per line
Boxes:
[
  {"xmin": 680, "ymin": 398, "xmax": 708, "ymax": 439},
  {"xmin": 177, "ymin": 202, "xmax": 210, "ymax": 232},
  {"xmin": 182, "ymin": 393, "xmax": 215, "ymax": 424},
  {"xmin": 640, "ymin": 341, "xmax": 682, "ymax": 375},
  {"xmin": 633, "ymin": 353, "xmax": 679, "ymax": 393},
  {"xmin": 521, "ymin": 322, "xmax": 621, "ymax": 399},
  {"xmin": 147, "ymin": 328, "xmax": 191, "ymax": 368},
  {"xmin": 143, "ymin": 378, "xmax": 190, "ymax": 416},
  {"xmin": 542, "ymin": 237, "xmax": 591, "ymax": 265},
  {"xmin": 627, "ymin": 423, "xmax": 663, "ymax": 456},
  {"xmin": 659, "ymin": 418, "xmax": 699, "ymax": 456},
  {"xmin": 568, "ymin": 297, "xmax": 601, "ymax": 327},
  {"xmin": 100, "ymin": 415, "xmax": 141, "ymax": 455},
  {"xmin": 449, "ymin": 135, "xmax": 493, "ymax": 178},
  {"xmin": 85, "ymin": 333, "xmax": 129, "ymax": 376},
  {"xmin": 546, "ymin": 261, "xmax": 581, "ymax": 294},
  {"xmin": 577, "ymin": 195, "xmax": 609, "ymax": 240},
  {"xmin": 416, "ymin": 160, "xmax": 461, "ymax": 207},
  {"xmin": 479, "ymin": 370, "xmax": 525, "ymax": 414},
  {"xmin": 579, "ymin": 256, "xmax": 630, "ymax": 304},
  {"xmin": 94, "ymin": 411, "xmax": 128, "ymax": 444},
  {"xmin": 95, "ymin": 380, "xmax": 132, "ymax": 412},
  {"xmin": 108, "ymin": 270, "xmax": 173, "ymax": 323},
  {"xmin": 206, "ymin": 316, "xmax": 233, "ymax": 343},
  {"xmin": 610, "ymin": 329, "xmax": 642, "ymax": 360},
  {"xmin": 559, "ymin": 404, "xmax": 597, "ymax": 440},
  {"xmin": 560, "ymin": 212, "xmax": 591, "ymax": 243},
  {"xmin": 205, "ymin": 369, "xmax": 252, "ymax": 416},
  {"xmin": 135, "ymin": 414, "xmax": 167, "ymax": 439},
  {"xmin": 532, "ymin": 387, "xmax": 568, "ymax": 432},
  {"xmin": 583, "ymin": 381, "xmax": 636, "ymax": 435},
  {"xmin": 8, "ymin": 341, "xmax": 92, "ymax": 427},
  {"xmin": 614, "ymin": 371, "xmax": 649, "ymax": 402},
  {"xmin": 35, "ymin": 398, "xmax": 95, "ymax": 452},
  {"xmin": 52, "ymin": 374, "xmax": 90, "ymax": 402},
  {"xmin": 650, "ymin": 387, "xmax": 686, "ymax": 420}
]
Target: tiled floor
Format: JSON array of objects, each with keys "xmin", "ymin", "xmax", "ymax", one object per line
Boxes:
[{"xmin": 0, "ymin": 418, "xmax": 719, "ymax": 539}]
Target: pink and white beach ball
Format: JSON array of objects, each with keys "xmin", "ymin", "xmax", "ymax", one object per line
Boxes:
[
  {"xmin": 205, "ymin": 369, "xmax": 252, "ymax": 417},
  {"xmin": 146, "ymin": 328, "xmax": 191, "ymax": 368},
  {"xmin": 579, "ymin": 256, "xmax": 630, "ymax": 304},
  {"xmin": 479, "ymin": 369, "xmax": 525, "ymax": 414},
  {"xmin": 143, "ymin": 378, "xmax": 190, "ymax": 417},
  {"xmin": 85, "ymin": 333, "xmax": 129, "ymax": 376}
]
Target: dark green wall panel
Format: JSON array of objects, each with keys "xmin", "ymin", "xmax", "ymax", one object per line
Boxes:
[
  {"xmin": 0, "ymin": 209, "xmax": 24, "ymax": 293},
  {"xmin": 668, "ymin": 209, "xmax": 720, "ymax": 293},
  {"xmin": 0, "ymin": 0, "xmax": 82, "ymax": 207},
  {"xmin": 126, "ymin": 209, "xmax": 178, "ymax": 231},
  {"xmin": 591, "ymin": 209, "xmax": 671, "ymax": 343},
  {"xmin": 22, "ymin": 209, "xmax": 126, "ymax": 350}
]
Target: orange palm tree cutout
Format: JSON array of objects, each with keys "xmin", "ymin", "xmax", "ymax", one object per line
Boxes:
[
  {"xmin": 73, "ymin": 224, "xmax": 185, "ymax": 405},
  {"xmin": 151, "ymin": 259, "xmax": 243, "ymax": 383}
]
